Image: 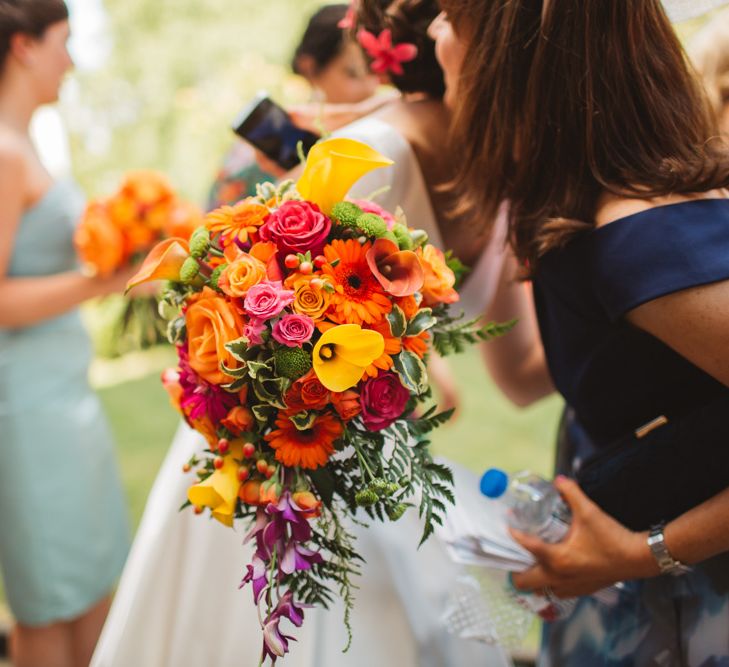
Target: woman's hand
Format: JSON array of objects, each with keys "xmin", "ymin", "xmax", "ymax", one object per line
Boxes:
[{"xmin": 510, "ymin": 476, "xmax": 658, "ymax": 597}]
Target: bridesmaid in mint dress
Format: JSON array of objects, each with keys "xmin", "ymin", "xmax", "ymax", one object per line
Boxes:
[{"xmin": 0, "ymin": 3, "xmax": 131, "ymax": 666}]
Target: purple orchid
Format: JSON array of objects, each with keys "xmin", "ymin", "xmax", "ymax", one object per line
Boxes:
[{"xmin": 261, "ymin": 591, "xmax": 307, "ymax": 663}]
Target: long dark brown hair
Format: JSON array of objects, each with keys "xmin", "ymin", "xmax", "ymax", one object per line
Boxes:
[
  {"xmin": 441, "ymin": 0, "xmax": 729, "ymax": 270},
  {"xmin": 0, "ymin": 0, "xmax": 68, "ymax": 67},
  {"xmin": 357, "ymin": 0, "xmax": 445, "ymax": 98}
]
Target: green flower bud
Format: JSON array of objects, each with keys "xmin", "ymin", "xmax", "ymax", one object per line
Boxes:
[
  {"xmin": 209, "ymin": 263, "xmax": 227, "ymax": 292},
  {"xmin": 189, "ymin": 227, "xmax": 211, "ymax": 259},
  {"xmin": 387, "ymin": 503, "xmax": 408, "ymax": 521},
  {"xmin": 410, "ymin": 229, "xmax": 429, "ymax": 248},
  {"xmin": 385, "ymin": 482, "xmax": 400, "ymax": 496},
  {"xmin": 331, "ymin": 201, "xmax": 364, "ymax": 228},
  {"xmin": 179, "ymin": 257, "xmax": 200, "ymax": 284},
  {"xmin": 391, "ymin": 224, "xmax": 413, "ymax": 250},
  {"xmin": 355, "ymin": 213, "xmax": 388, "ymax": 238},
  {"xmin": 355, "ymin": 488, "xmax": 379, "ymax": 507},
  {"xmin": 274, "ymin": 346, "xmax": 312, "ymax": 380},
  {"xmin": 382, "ymin": 231, "xmax": 399, "ymax": 245},
  {"xmin": 368, "ymin": 478, "xmax": 389, "ymax": 496}
]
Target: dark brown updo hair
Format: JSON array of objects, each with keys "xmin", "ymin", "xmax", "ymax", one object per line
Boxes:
[
  {"xmin": 357, "ymin": 0, "xmax": 445, "ymax": 99},
  {"xmin": 291, "ymin": 5, "xmax": 350, "ymax": 76},
  {"xmin": 0, "ymin": 0, "xmax": 68, "ymax": 67}
]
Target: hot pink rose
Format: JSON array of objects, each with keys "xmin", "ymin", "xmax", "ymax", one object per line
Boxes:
[
  {"xmin": 351, "ymin": 198, "xmax": 396, "ymax": 229},
  {"xmin": 243, "ymin": 281, "xmax": 295, "ymax": 320},
  {"xmin": 259, "ymin": 200, "xmax": 331, "ymax": 256},
  {"xmin": 272, "ymin": 314, "xmax": 315, "ymax": 347},
  {"xmin": 360, "ymin": 372, "xmax": 410, "ymax": 431}
]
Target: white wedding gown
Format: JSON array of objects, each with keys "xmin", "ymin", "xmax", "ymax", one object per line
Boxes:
[{"xmin": 92, "ymin": 117, "xmax": 511, "ymax": 667}]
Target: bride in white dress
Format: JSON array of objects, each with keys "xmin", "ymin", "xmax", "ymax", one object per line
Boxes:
[{"xmin": 91, "ymin": 4, "xmax": 552, "ymax": 666}]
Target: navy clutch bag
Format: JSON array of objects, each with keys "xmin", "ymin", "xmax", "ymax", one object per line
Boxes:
[{"xmin": 576, "ymin": 392, "xmax": 729, "ymax": 531}]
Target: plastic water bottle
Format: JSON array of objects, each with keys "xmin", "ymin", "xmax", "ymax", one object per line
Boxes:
[
  {"xmin": 480, "ymin": 468, "xmax": 576, "ymax": 621},
  {"xmin": 481, "ymin": 468, "xmax": 624, "ymax": 621},
  {"xmin": 480, "ymin": 468, "xmax": 571, "ymax": 543}
]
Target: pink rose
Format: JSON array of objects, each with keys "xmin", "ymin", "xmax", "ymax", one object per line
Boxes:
[
  {"xmin": 360, "ymin": 372, "xmax": 410, "ymax": 431},
  {"xmin": 259, "ymin": 201, "xmax": 331, "ymax": 256},
  {"xmin": 272, "ymin": 314, "xmax": 315, "ymax": 347},
  {"xmin": 351, "ymin": 198, "xmax": 396, "ymax": 229},
  {"xmin": 244, "ymin": 317, "xmax": 266, "ymax": 345},
  {"xmin": 244, "ymin": 281, "xmax": 295, "ymax": 320}
]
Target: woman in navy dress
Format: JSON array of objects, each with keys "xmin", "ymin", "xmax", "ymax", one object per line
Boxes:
[{"xmin": 425, "ymin": 0, "xmax": 729, "ymax": 664}]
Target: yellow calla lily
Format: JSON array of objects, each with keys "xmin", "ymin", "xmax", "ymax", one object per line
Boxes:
[
  {"xmin": 125, "ymin": 237, "xmax": 190, "ymax": 292},
  {"xmin": 188, "ymin": 441, "xmax": 243, "ymax": 527},
  {"xmin": 313, "ymin": 324, "xmax": 384, "ymax": 392},
  {"xmin": 297, "ymin": 138, "xmax": 393, "ymax": 214}
]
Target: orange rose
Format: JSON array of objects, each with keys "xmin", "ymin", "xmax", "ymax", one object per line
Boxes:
[
  {"xmin": 239, "ymin": 479, "xmax": 263, "ymax": 505},
  {"xmin": 218, "ymin": 253, "xmax": 267, "ymax": 298},
  {"xmin": 74, "ymin": 201, "xmax": 126, "ymax": 277},
  {"xmin": 284, "ymin": 369, "xmax": 330, "ymax": 412},
  {"xmin": 331, "ymin": 389, "xmax": 361, "ymax": 422},
  {"xmin": 185, "ymin": 288, "xmax": 246, "ymax": 385},
  {"xmin": 221, "ymin": 405, "xmax": 254, "ymax": 436},
  {"xmin": 285, "ymin": 273, "xmax": 333, "ymax": 321},
  {"xmin": 292, "ymin": 490, "xmax": 322, "ymax": 519},
  {"xmin": 419, "ymin": 244, "xmax": 459, "ymax": 307}
]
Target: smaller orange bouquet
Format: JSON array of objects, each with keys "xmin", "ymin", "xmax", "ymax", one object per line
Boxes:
[{"xmin": 74, "ymin": 170, "xmax": 202, "ymax": 277}]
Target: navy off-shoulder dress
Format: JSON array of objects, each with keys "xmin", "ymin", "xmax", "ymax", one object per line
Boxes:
[{"xmin": 533, "ymin": 199, "xmax": 729, "ymax": 666}]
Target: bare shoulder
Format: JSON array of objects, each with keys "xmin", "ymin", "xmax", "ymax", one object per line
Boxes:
[
  {"xmin": 0, "ymin": 128, "xmax": 29, "ymax": 174},
  {"xmin": 595, "ymin": 189, "xmax": 728, "ymax": 229}
]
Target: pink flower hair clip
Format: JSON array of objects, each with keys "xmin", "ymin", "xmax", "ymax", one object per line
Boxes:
[
  {"xmin": 356, "ymin": 28, "xmax": 418, "ymax": 76},
  {"xmin": 338, "ymin": 2, "xmax": 357, "ymax": 30}
]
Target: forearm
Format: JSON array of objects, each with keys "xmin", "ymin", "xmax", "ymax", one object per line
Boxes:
[
  {"xmin": 0, "ymin": 271, "xmax": 103, "ymax": 328},
  {"xmin": 665, "ymin": 486, "xmax": 729, "ymax": 565},
  {"xmin": 622, "ymin": 486, "xmax": 729, "ymax": 580},
  {"xmin": 481, "ymin": 342, "xmax": 554, "ymax": 407},
  {"xmin": 480, "ymin": 255, "xmax": 554, "ymax": 406}
]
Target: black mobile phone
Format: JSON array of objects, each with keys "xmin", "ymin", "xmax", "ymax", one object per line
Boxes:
[{"xmin": 232, "ymin": 94, "xmax": 320, "ymax": 171}]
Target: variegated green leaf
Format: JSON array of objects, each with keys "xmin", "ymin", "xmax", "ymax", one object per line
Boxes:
[
  {"xmin": 387, "ymin": 304, "xmax": 407, "ymax": 338},
  {"xmin": 225, "ymin": 337, "xmax": 250, "ymax": 363},
  {"xmin": 220, "ymin": 362, "xmax": 249, "ymax": 379},
  {"xmin": 166, "ymin": 318, "xmax": 186, "ymax": 345},
  {"xmin": 252, "ymin": 404, "xmax": 277, "ymax": 424},
  {"xmin": 290, "ymin": 411, "xmax": 318, "ymax": 431},
  {"xmin": 247, "ymin": 359, "xmax": 273, "ymax": 379},
  {"xmin": 221, "ymin": 377, "xmax": 247, "ymax": 392},
  {"xmin": 405, "ymin": 308, "xmax": 436, "ymax": 336},
  {"xmin": 393, "ymin": 350, "xmax": 429, "ymax": 395}
]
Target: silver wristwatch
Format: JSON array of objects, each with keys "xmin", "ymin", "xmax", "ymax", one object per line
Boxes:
[{"xmin": 647, "ymin": 523, "xmax": 692, "ymax": 576}]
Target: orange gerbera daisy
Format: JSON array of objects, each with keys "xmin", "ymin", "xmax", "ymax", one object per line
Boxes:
[
  {"xmin": 362, "ymin": 319, "xmax": 402, "ymax": 378},
  {"xmin": 205, "ymin": 198, "xmax": 269, "ymax": 247},
  {"xmin": 403, "ymin": 331, "xmax": 429, "ymax": 359},
  {"xmin": 321, "ymin": 239, "xmax": 392, "ymax": 325},
  {"xmin": 265, "ymin": 412, "xmax": 343, "ymax": 469}
]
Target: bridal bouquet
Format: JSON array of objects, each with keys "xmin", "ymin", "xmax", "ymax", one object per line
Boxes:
[
  {"xmin": 128, "ymin": 139, "xmax": 508, "ymax": 664},
  {"xmin": 75, "ymin": 170, "xmax": 201, "ymax": 277}
]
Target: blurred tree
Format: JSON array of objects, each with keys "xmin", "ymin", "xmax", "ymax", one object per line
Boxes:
[{"xmin": 65, "ymin": 0, "xmax": 323, "ymax": 203}]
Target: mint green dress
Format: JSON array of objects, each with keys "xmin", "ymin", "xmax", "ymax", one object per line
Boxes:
[{"xmin": 0, "ymin": 180, "xmax": 129, "ymax": 626}]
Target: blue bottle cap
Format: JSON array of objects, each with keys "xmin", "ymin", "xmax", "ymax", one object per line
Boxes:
[{"xmin": 480, "ymin": 468, "xmax": 508, "ymax": 498}]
